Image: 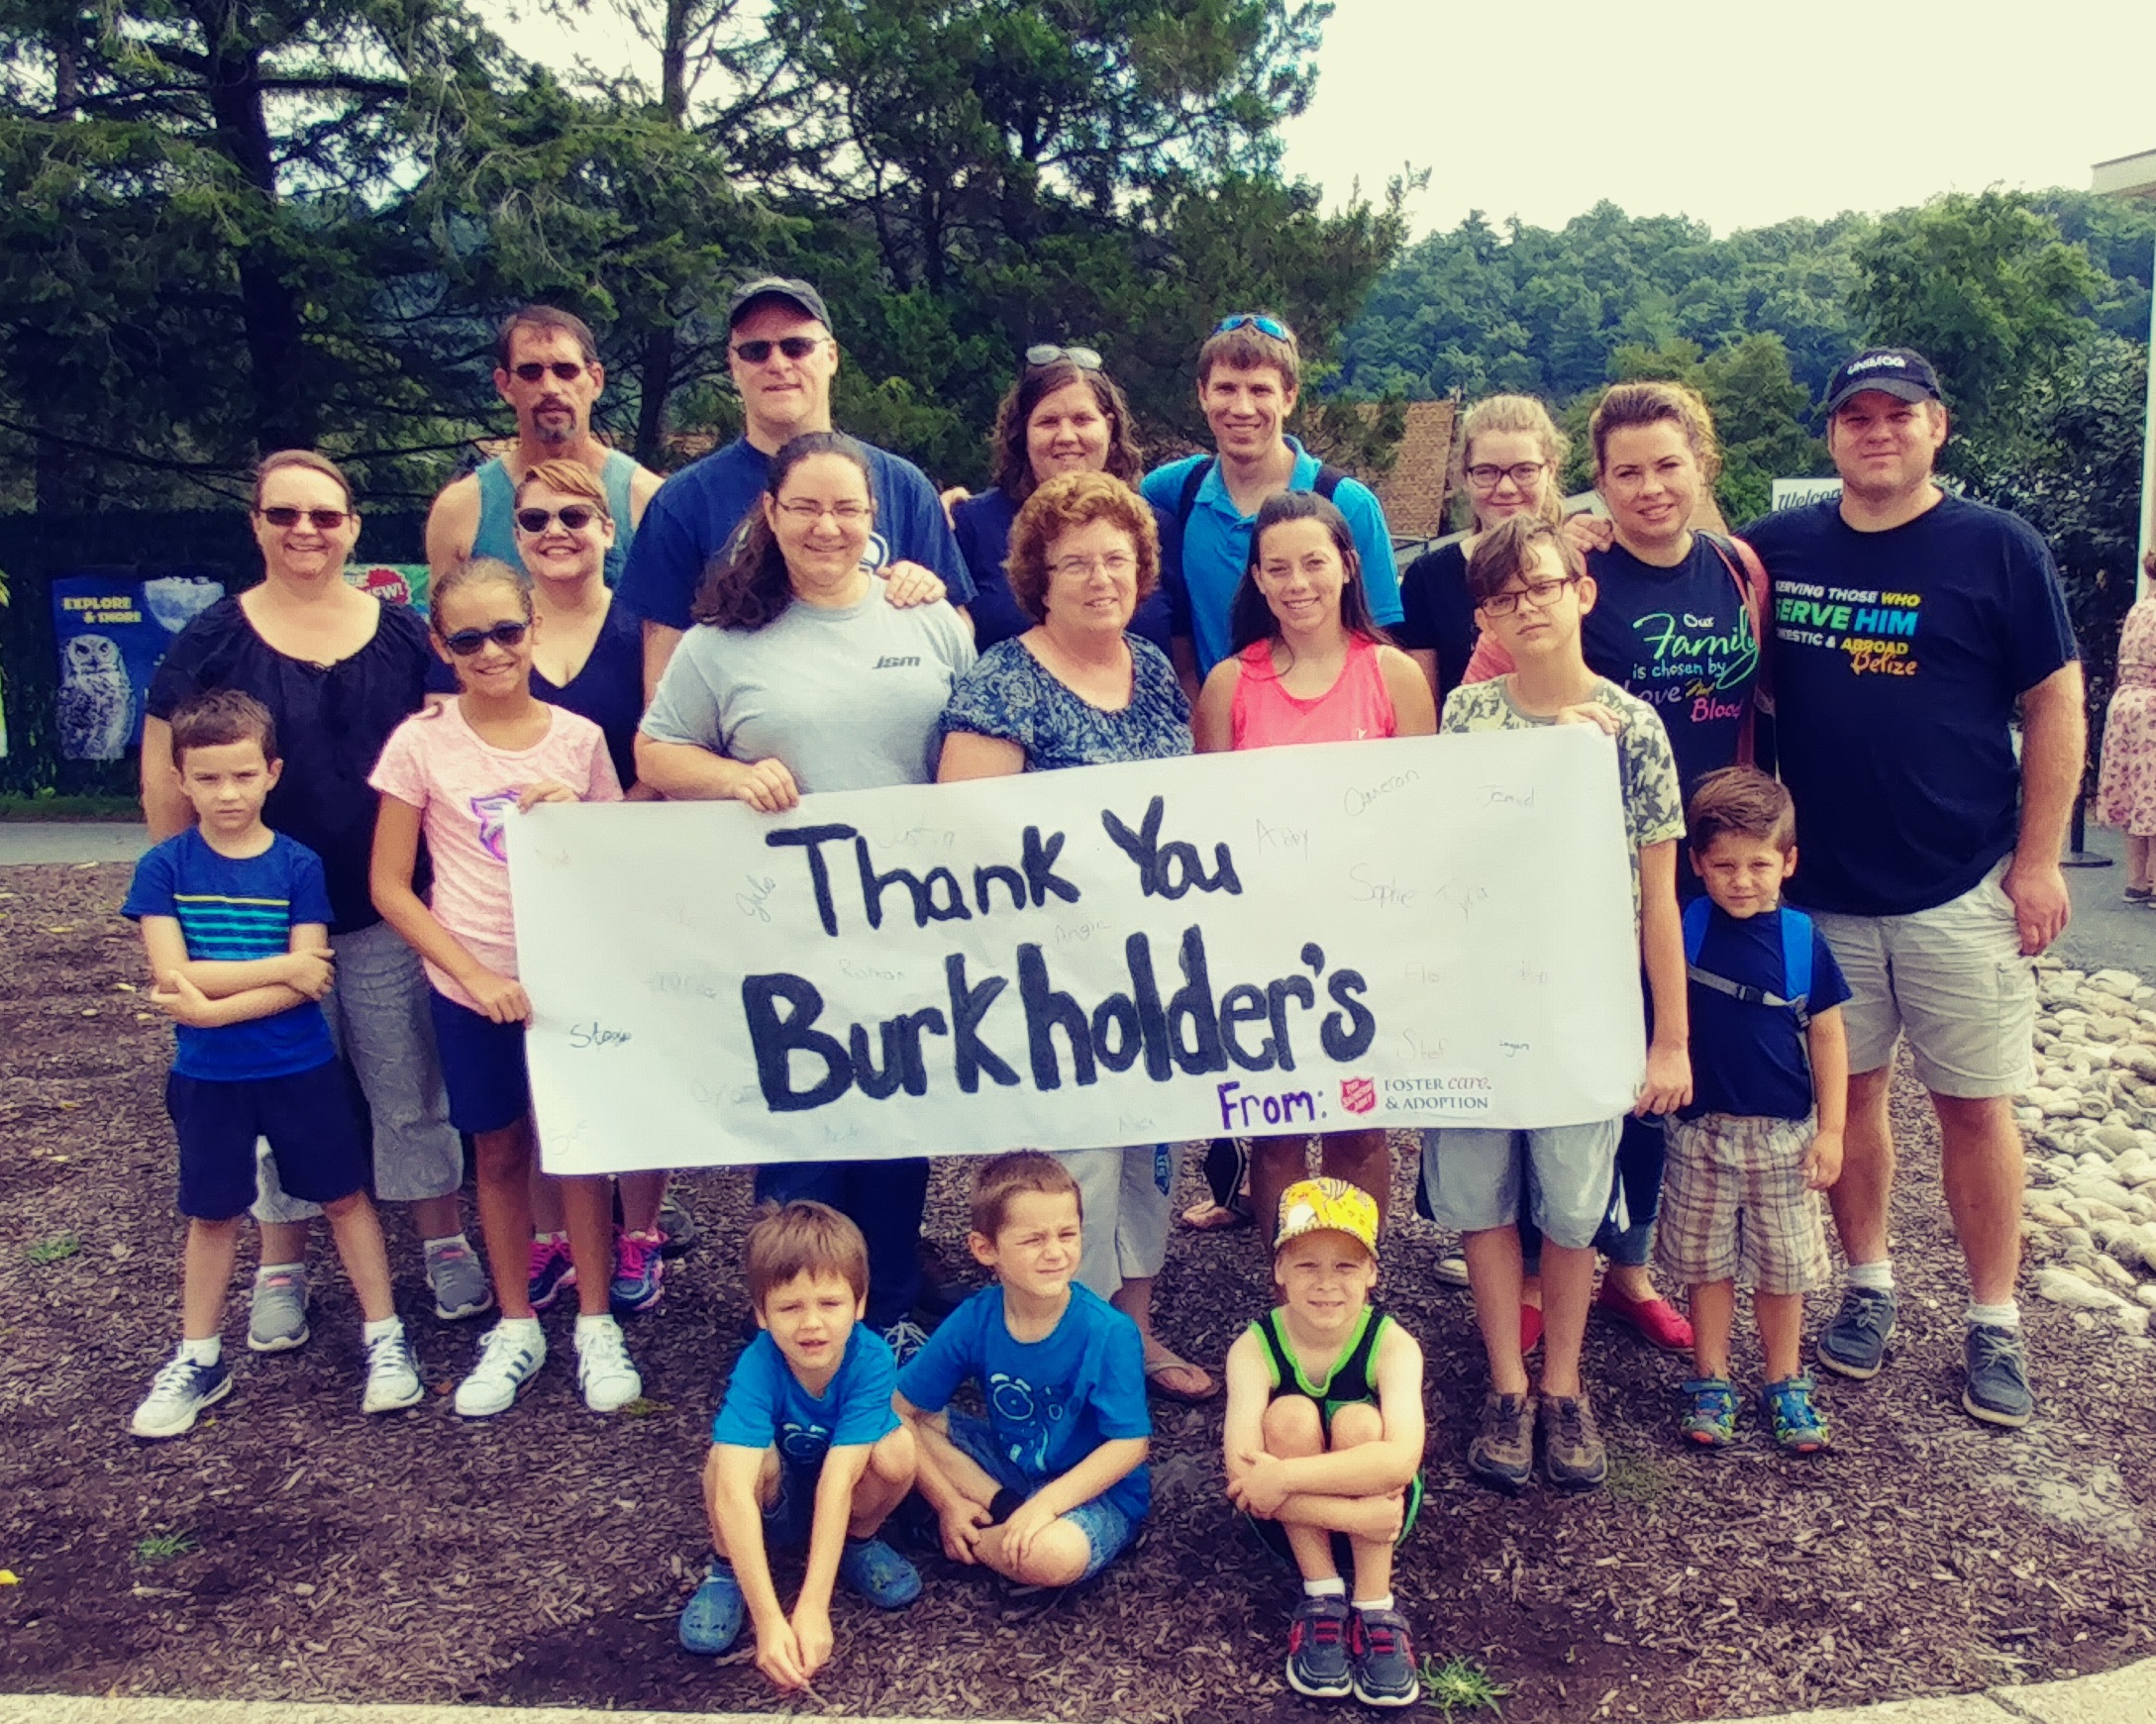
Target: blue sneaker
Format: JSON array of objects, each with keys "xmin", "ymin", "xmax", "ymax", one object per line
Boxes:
[
  {"xmin": 837, "ymin": 1536, "xmax": 921, "ymax": 1608},
  {"xmin": 1816, "ymin": 1284, "xmax": 1897, "ymax": 1380},
  {"xmin": 678, "ymin": 1563, "xmax": 745, "ymax": 1655},
  {"xmin": 1962, "ymin": 1323, "xmax": 2034, "ymax": 1429},
  {"xmin": 1681, "ymin": 1376, "xmax": 1739, "ymax": 1448},
  {"xmin": 609, "ymin": 1229, "xmax": 665, "ymax": 1317},
  {"xmin": 131, "ymin": 1355, "xmax": 234, "ymax": 1439},
  {"xmin": 527, "ymin": 1236, "xmax": 577, "ymax": 1312}
]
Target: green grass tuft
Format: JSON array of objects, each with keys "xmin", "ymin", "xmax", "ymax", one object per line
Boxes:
[
  {"xmin": 25, "ymin": 1234, "xmax": 81, "ymax": 1267},
  {"xmin": 133, "ymin": 1530, "xmax": 198, "ymax": 1563},
  {"xmin": 1601, "ymin": 1446, "xmax": 1671, "ymax": 1507},
  {"xmin": 1418, "ymin": 1654, "xmax": 1507, "ymax": 1715}
]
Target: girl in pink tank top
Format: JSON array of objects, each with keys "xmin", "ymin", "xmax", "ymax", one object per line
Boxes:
[{"xmin": 1189, "ymin": 492, "xmax": 1437, "ymax": 1248}]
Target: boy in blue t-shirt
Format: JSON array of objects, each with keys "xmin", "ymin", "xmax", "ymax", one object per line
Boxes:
[
  {"xmin": 897, "ymin": 1152, "xmax": 1151, "ymax": 1589},
  {"xmin": 120, "ymin": 691, "xmax": 419, "ymax": 1439},
  {"xmin": 679, "ymin": 1202, "xmax": 920, "ymax": 1687},
  {"xmin": 1657, "ymin": 767, "xmax": 1852, "ymax": 1453}
]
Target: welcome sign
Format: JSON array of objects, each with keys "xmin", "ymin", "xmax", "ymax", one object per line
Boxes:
[{"xmin": 509, "ymin": 727, "xmax": 1647, "ymax": 1173}]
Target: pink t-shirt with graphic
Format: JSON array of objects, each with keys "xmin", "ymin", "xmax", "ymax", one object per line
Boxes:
[{"xmin": 369, "ymin": 699, "xmax": 621, "ymax": 1011}]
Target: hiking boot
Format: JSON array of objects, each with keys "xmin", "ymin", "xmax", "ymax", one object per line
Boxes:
[
  {"xmin": 1681, "ymin": 1376, "xmax": 1738, "ymax": 1448},
  {"xmin": 1350, "ymin": 1605, "xmax": 1420, "ymax": 1708},
  {"xmin": 1466, "ymin": 1390, "xmax": 1536, "ymax": 1490},
  {"xmin": 248, "ymin": 1266, "xmax": 309, "ymax": 1353},
  {"xmin": 837, "ymin": 1536, "xmax": 921, "ymax": 1608},
  {"xmin": 1815, "ymin": 1284, "xmax": 1897, "ymax": 1380},
  {"xmin": 575, "ymin": 1316, "xmax": 643, "ymax": 1413},
  {"xmin": 527, "ymin": 1236, "xmax": 576, "ymax": 1312},
  {"xmin": 1539, "ymin": 1393, "xmax": 1607, "ymax": 1490},
  {"xmin": 1595, "ymin": 1281, "xmax": 1694, "ymax": 1352},
  {"xmin": 1962, "ymin": 1323, "xmax": 2034, "ymax": 1429},
  {"xmin": 678, "ymin": 1562, "xmax": 745, "ymax": 1655},
  {"xmin": 454, "ymin": 1321, "xmax": 546, "ymax": 1417},
  {"xmin": 1284, "ymin": 1593, "xmax": 1354, "ymax": 1698},
  {"xmin": 1762, "ymin": 1374, "xmax": 1829, "ymax": 1453},
  {"xmin": 608, "ymin": 1229, "xmax": 666, "ymax": 1317},
  {"xmin": 881, "ymin": 1317, "xmax": 932, "ymax": 1369},
  {"xmin": 427, "ymin": 1239, "xmax": 494, "ymax": 1322},
  {"xmin": 130, "ymin": 1355, "xmax": 233, "ymax": 1439},
  {"xmin": 359, "ymin": 1324, "xmax": 424, "ymax": 1414}
]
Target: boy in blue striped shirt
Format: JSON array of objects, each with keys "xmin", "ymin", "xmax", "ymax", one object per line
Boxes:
[{"xmin": 122, "ymin": 690, "xmax": 421, "ymax": 1438}]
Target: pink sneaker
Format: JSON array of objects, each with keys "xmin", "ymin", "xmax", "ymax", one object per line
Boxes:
[
  {"xmin": 527, "ymin": 1235, "xmax": 577, "ymax": 1311},
  {"xmin": 1595, "ymin": 1281, "xmax": 1694, "ymax": 1352},
  {"xmin": 610, "ymin": 1229, "xmax": 665, "ymax": 1316}
]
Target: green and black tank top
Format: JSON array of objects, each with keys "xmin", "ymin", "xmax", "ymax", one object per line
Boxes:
[{"xmin": 1250, "ymin": 1305, "xmax": 1391, "ymax": 1432}]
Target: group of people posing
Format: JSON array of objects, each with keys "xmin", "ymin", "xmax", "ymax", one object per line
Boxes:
[{"xmin": 122, "ymin": 276, "xmax": 2083, "ymax": 1702}]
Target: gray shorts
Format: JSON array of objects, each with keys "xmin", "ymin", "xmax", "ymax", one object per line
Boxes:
[
  {"xmin": 1053, "ymin": 1145, "xmax": 1172, "ymax": 1300},
  {"xmin": 255, "ymin": 918, "xmax": 463, "ymax": 1223},
  {"xmin": 1419, "ymin": 1119, "xmax": 1622, "ymax": 1249},
  {"xmin": 1808, "ymin": 859, "xmax": 2036, "ymax": 1099}
]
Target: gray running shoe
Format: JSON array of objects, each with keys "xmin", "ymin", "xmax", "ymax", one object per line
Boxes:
[
  {"xmin": 1816, "ymin": 1284, "xmax": 1898, "ymax": 1380},
  {"xmin": 1539, "ymin": 1393, "xmax": 1607, "ymax": 1490},
  {"xmin": 1962, "ymin": 1323, "xmax": 2034, "ymax": 1428},
  {"xmin": 248, "ymin": 1266, "xmax": 310, "ymax": 1353},
  {"xmin": 1466, "ymin": 1390, "xmax": 1536, "ymax": 1489},
  {"xmin": 426, "ymin": 1240, "xmax": 494, "ymax": 1322}
]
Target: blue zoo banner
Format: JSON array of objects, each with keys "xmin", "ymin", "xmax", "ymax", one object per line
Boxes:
[{"xmin": 51, "ymin": 571, "xmax": 226, "ymax": 760}]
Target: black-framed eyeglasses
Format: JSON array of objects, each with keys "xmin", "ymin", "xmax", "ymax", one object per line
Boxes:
[
  {"xmin": 1024, "ymin": 344, "xmax": 1103, "ymax": 371},
  {"xmin": 439, "ymin": 620, "xmax": 531, "ymax": 656},
  {"xmin": 1214, "ymin": 313, "xmax": 1292, "ymax": 342},
  {"xmin": 732, "ymin": 336, "xmax": 826, "ymax": 364},
  {"xmin": 1465, "ymin": 461, "xmax": 1547, "ymax": 490},
  {"xmin": 1480, "ymin": 575, "xmax": 1579, "ymax": 617},
  {"xmin": 512, "ymin": 361, "xmax": 587, "ymax": 382},
  {"xmin": 514, "ymin": 505, "xmax": 603, "ymax": 534},
  {"xmin": 257, "ymin": 506, "xmax": 349, "ymax": 531}
]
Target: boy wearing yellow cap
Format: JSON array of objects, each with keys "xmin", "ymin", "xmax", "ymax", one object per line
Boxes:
[{"xmin": 1222, "ymin": 1178, "xmax": 1426, "ymax": 1709}]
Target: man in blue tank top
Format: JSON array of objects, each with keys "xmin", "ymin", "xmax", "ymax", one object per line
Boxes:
[{"xmin": 425, "ymin": 306, "xmax": 665, "ymax": 587}]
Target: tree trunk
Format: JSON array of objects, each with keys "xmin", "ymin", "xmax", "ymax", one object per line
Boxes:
[{"xmin": 636, "ymin": 325, "xmax": 676, "ymax": 466}]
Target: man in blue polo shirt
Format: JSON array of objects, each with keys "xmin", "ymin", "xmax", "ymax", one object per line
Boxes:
[
  {"xmin": 615, "ymin": 276, "xmax": 975, "ymax": 694},
  {"xmin": 1139, "ymin": 313, "xmax": 1402, "ymax": 688}
]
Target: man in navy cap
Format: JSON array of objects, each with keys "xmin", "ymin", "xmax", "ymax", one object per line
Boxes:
[
  {"xmin": 1744, "ymin": 347, "xmax": 2083, "ymax": 1430},
  {"xmin": 615, "ymin": 276, "xmax": 974, "ymax": 692}
]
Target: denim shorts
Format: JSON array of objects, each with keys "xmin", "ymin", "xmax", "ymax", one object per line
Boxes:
[
  {"xmin": 1420, "ymin": 1118, "xmax": 1622, "ymax": 1249},
  {"xmin": 428, "ymin": 990, "xmax": 531, "ymax": 1135},
  {"xmin": 168, "ymin": 1061, "xmax": 369, "ymax": 1222},
  {"xmin": 944, "ymin": 1411, "xmax": 1138, "ymax": 1581}
]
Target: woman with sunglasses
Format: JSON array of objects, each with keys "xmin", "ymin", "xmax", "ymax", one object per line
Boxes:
[
  {"xmin": 638, "ymin": 432, "xmax": 976, "ymax": 1365},
  {"xmin": 144, "ymin": 452, "xmax": 486, "ymax": 1348},
  {"xmin": 952, "ymin": 346, "xmax": 1174, "ymax": 657}
]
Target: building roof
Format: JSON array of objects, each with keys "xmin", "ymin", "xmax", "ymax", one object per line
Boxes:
[{"xmin": 1359, "ymin": 399, "xmax": 1458, "ymax": 542}]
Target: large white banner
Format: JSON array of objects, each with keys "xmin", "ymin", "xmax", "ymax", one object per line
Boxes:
[{"xmin": 509, "ymin": 727, "xmax": 1646, "ymax": 1173}]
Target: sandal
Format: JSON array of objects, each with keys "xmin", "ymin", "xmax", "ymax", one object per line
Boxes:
[
  {"xmin": 1180, "ymin": 1196, "xmax": 1252, "ymax": 1232},
  {"xmin": 1144, "ymin": 1352, "xmax": 1220, "ymax": 1402}
]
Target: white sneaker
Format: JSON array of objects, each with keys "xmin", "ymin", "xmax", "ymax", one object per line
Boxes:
[
  {"xmin": 360, "ymin": 1324, "xmax": 424, "ymax": 1414},
  {"xmin": 575, "ymin": 1316, "xmax": 643, "ymax": 1413},
  {"xmin": 130, "ymin": 1356, "xmax": 233, "ymax": 1439},
  {"xmin": 454, "ymin": 1321, "xmax": 547, "ymax": 1417}
]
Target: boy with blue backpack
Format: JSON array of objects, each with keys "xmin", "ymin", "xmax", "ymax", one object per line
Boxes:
[{"xmin": 1659, "ymin": 767, "xmax": 1850, "ymax": 1452}]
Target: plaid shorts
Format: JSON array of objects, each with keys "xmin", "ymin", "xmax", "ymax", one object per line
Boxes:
[{"xmin": 1655, "ymin": 1114, "xmax": 1830, "ymax": 1295}]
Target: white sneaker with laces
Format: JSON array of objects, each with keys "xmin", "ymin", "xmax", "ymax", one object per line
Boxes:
[
  {"xmin": 360, "ymin": 1325, "xmax": 424, "ymax": 1414},
  {"xmin": 575, "ymin": 1316, "xmax": 643, "ymax": 1413},
  {"xmin": 454, "ymin": 1321, "xmax": 547, "ymax": 1417},
  {"xmin": 131, "ymin": 1355, "xmax": 233, "ymax": 1439}
]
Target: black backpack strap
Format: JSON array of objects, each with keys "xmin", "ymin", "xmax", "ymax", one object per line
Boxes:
[
  {"xmin": 1166, "ymin": 456, "xmax": 1215, "ymax": 597},
  {"xmin": 1313, "ymin": 462, "xmax": 1348, "ymax": 502}
]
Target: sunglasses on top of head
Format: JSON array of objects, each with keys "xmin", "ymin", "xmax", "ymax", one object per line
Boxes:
[
  {"xmin": 439, "ymin": 620, "xmax": 531, "ymax": 657},
  {"xmin": 257, "ymin": 506, "xmax": 349, "ymax": 531},
  {"xmin": 731, "ymin": 336, "xmax": 826, "ymax": 364},
  {"xmin": 513, "ymin": 504, "xmax": 602, "ymax": 534},
  {"xmin": 1024, "ymin": 344, "xmax": 1103, "ymax": 371},
  {"xmin": 1214, "ymin": 313, "xmax": 1292, "ymax": 342},
  {"xmin": 511, "ymin": 360, "xmax": 587, "ymax": 382}
]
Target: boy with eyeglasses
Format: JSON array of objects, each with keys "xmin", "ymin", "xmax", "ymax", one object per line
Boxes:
[
  {"xmin": 1423, "ymin": 514, "xmax": 1690, "ymax": 1492},
  {"xmin": 425, "ymin": 304, "xmax": 665, "ymax": 587},
  {"xmin": 1139, "ymin": 311, "xmax": 1403, "ymax": 691}
]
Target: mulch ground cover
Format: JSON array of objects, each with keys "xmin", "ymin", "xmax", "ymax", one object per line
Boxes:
[{"xmin": 3, "ymin": 860, "xmax": 2153, "ymax": 1722}]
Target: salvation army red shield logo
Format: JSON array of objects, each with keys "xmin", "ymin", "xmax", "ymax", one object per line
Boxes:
[{"xmin": 1339, "ymin": 1076, "xmax": 1376, "ymax": 1115}]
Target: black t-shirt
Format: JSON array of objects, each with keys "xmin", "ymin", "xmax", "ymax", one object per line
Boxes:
[
  {"xmin": 1681, "ymin": 904, "xmax": 1852, "ymax": 1121},
  {"xmin": 1581, "ymin": 538, "xmax": 1757, "ymax": 798},
  {"xmin": 1395, "ymin": 541, "xmax": 1476, "ymax": 707},
  {"xmin": 148, "ymin": 596, "xmax": 435, "ymax": 935},
  {"xmin": 1743, "ymin": 494, "xmax": 2079, "ymax": 917}
]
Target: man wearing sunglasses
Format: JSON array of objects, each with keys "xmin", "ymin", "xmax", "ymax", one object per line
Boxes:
[
  {"xmin": 615, "ymin": 276, "xmax": 973, "ymax": 696},
  {"xmin": 1140, "ymin": 313, "xmax": 1403, "ymax": 693},
  {"xmin": 425, "ymin": 306, "xmax": 665, "ymax": 588}
]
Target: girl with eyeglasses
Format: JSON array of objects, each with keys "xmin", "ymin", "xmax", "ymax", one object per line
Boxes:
[
  {"xmin": 639, "ymin": 432, "xmax": 976, "ymax": 1366},
  {"xmin": 143, "ymin": 451, "xmax": 487, "ymax": 1353},
  {"xmin": 951, "ymin": 347, "xmax": 1175, "ymax": 657},
  {"xmin": 369, "ymin": 556, "xmax": 643, "ymax": 1419}
]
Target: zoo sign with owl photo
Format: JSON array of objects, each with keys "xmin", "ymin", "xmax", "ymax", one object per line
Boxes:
[{"xmin": 51, "ymin": 572, "xmax": 225, "ymax": 761}]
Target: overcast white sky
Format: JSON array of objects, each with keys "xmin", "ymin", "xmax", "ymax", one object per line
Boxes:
[{"xmin": 491, "ymin": 0, "xmax": 2156, "ymax": 240}]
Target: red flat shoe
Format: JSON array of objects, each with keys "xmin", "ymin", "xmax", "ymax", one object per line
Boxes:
[
  {"xmin": 1519, "ymin": 1304, "xmax": 1544, "ymax": 1357},
  {"xmin": 1595, "ymin": 1282, "xmax": 1694, "ymax": 1352}
]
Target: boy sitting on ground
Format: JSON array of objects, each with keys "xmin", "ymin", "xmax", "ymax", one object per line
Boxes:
[
  {"xmin": 679, "ymin": 1201, "xmax": 920, "ymax": 1687},
  {"xmin": 1223, "ymin": 1178, "xmax": 1425, "ymax": 1709},
  {"xmin": 896, "ymin": 1152, "xmax": 1150, "ymax": 1590},
  {"xmin": 1660, "ymin": 767, "xmax": 1849, "ymax": 1452}
]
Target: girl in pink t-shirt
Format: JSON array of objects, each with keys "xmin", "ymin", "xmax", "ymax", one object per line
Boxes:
[
  {"xmin": 369, "ymin": 558, "xmax": 637, "ymax": 1420},
  {"xmin": 1191, "ymin": 491, "xmax": 1435, "ymax": 1245}
]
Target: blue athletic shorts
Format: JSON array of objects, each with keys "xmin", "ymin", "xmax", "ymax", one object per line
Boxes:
[
  {"xmin": 165, "ymin": 1060, "xmax": 369, "ymax": 1221},
  {"xmin": 944, "ymin": 1410, "xmax": 1138, "ymax": 1581},
  {"xmin": 427, "ymin": 990, "xmax": 530, "ymax": 1135}
]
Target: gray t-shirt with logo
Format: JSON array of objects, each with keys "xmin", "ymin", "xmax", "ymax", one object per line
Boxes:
[{"xmin": 640, "ymin": 590, "xmax": 976, "ymax": 790}]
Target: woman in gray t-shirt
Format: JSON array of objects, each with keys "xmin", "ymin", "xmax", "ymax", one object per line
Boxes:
[{"xmin": 638, "ymin": 432, "xmax": 975, "ymax": 1358}]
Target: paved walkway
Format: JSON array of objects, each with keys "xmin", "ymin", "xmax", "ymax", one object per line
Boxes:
[
  {"xmin": 0, "ymin": 1653, "xmax": 2148, "ymax": 1723},
  {"xmin": 0, "ymin": 820, "xmax": 151, "ymax": 865}
]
